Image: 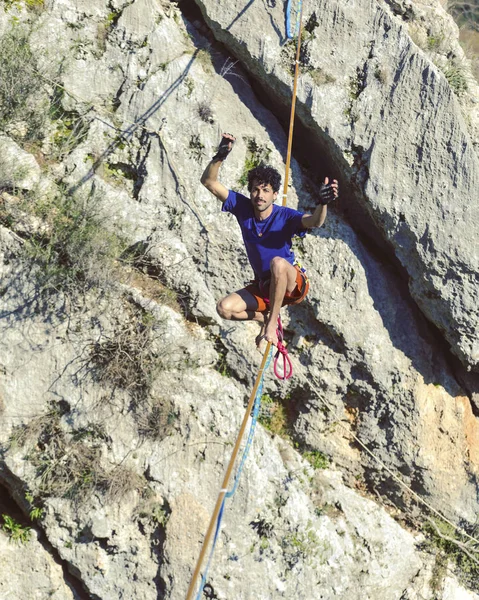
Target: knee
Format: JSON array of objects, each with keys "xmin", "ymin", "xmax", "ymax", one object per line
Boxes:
[
  {"xmin": 216, "ymin": 297, "xmax": 232, "ymax": 320},
  {"xmin": 270, "ymin": 256, "xmax": 288, "ymax": 275}
]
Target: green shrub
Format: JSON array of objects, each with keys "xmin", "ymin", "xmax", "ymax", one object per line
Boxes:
[
  {"xmin": 427, "ymin": 33, "xmax": 445, "ymax": 51},
  {"xmin": 136, "ymin": 396, "xmax": 178, "ymax": 440},
  {"xmin": 26, "ymin": 0, "xmax": 45, "ymax": 10},
  {"xmin": 135, "ymin": 491, "xmax": 171, "ymax": 529},
  {"xmin": 237, "ymin": 138, "xmax": 271, "ymax": 189},
  {"xmin": 3, "ymin": 0, "xmax": 44, "ymax": 12},
  {"xmin": 1, "ymin": 514, "xmax": 31, "ymax": 544},
  {"xmin": 24, "ymin": 186, "xmax": 127, "ymax": 297},
  {"xmin": 25, "ymin": 492, "xmax": 44, "ymax": 521},
  {"xmin": 215, "ymin": 351, "xmax": 232, "ymax": 377},
  {"xmin": 121, "ymin": 267, "xmax": 180, "ymax": 311},
  {"xmin": 303, "ymin": 450, "xmax": 329, "ymax": 470},
  {"xmin": 35, "ymin": 440, "xmax": 143, "ymax": 502},
  {"xmin": 105, "ymin": 10, "xmax": 120, "ymax": 28},
  {"xmin": 423, "ymin": 518, "xmax": 479, "ymax": 591},
  {"xmin": 50, "ymin": 93, "xmax": 89, "ymax": 160},
  {"xmin": 11, "ymin": 402, "xmax": 144, "ymax": 502},
  {"xmin": 27, "ymin": 408, "xmax": 104, "ymax": 499},
  {"xmin": 443, "ymin": 61, "xmax": 468, "ymax": 95},
  {"xmin": 188, "ymin": 134, "xmax": 205, "ymax": 160},
  {"xmin": 310, "ymin": 68, "xmax": 335, "ymax": 86},
  {"xmin": 258, "ymin": 394, "xmax": 288, "ymax": 437},
  {"xmin": 0, "ymin": 26, "xmax": 48, "ymax": 141},
  {"xmin": 0, "ymin": 26, "xmax": 86, "ymax": 152},
  {"xmin": 282, "ymin": 522, "xmax": 330, "ymax": 569},
  {"xmin": 184, "ymin": 76, "xmax": 195, "ymax": 98},
  {"xmin": 196, "ymin": 48, "xmax": 213, "ymax": 74}
]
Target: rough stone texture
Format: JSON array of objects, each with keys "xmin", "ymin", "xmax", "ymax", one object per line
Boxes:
[
  {"xmin": 399, "ymin": 0, "xmax": 479, "ymax": 146},
  {"xmin": 0, "ymin": 135, "xmax": 41, "ymax": 190},
  {"xmin": 0, "ymin": 0, "xmax": 478, "ymax": 599},
  {"xmin": 443, "ymin": 578, "xmax": 479, "ymax": 600},
  {"xmin": 194, "ymin": 0, "xmax": 479, "ymax": 372},
  {"xmin": 0, "ymin": 528, "xmax": 76, "ymax": 600}
]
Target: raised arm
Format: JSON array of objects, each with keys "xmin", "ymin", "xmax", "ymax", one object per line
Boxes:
[
  {"xmin": 301, "ymin": 177, "xmax": 339, "ymax": 228},
  {"xmin": 201, "ymin": 159, "xmax": 229, "ymax": 202},
  {"xmin": 200, "ymin": 133, "xmax": 236, "ymax": 203}
]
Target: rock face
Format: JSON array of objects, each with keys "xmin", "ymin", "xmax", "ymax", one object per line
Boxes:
[
  {"xmin": 0, "ymin": 0, "xmax": 478, "ymax": 599},
  {"xmin": 0, "ymin": 525, "xmax": 76, "ymax": 600},
  {"xmin": 195, "ymin": 0, "xmax": 479, "ymax": 372}
]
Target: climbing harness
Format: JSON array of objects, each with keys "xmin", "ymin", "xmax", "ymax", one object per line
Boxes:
[{"xmin": 195, "ymin": 349, "xmax": 273, "ymax": 599}]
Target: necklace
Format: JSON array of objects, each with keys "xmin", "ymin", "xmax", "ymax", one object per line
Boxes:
[{"xmin": 253, "ymin": 215, "xmax": 270, "ymax": 237}]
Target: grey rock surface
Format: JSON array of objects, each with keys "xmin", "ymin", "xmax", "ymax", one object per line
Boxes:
[
  {"xmin": 0, "ymin": 527, "xmax": 75, "ymax": 600},
  {"xmin": 0, "ymin": 135, "xmax": 41, "ymax": 190},
  {"xmin": 0, "ymin": 0, "xmax": 478, "ymax": 599}
]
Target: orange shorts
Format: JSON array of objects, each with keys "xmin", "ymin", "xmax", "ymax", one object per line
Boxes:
[{"xmin": 245, "ymin": 265, "xmax": 309, "ymax": 313}]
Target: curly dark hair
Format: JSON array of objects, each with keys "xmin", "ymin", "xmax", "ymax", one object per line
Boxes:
[{"xmin": 247, "ymin": 165, "xmax": 281, "ymax": 193}]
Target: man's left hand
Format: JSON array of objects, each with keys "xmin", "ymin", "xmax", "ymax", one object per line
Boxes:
[{"xmin": 318, "ymin": 177, "xmax": 339, "ymax": 205}]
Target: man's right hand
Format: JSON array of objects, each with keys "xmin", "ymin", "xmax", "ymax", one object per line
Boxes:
[
  {"xmin": 201, "ymin": 134, "xmax": 233, "ymax": 202},
  {"xmin": 212, "ymin": 133, "xmax": 236, "ymax": 162}
]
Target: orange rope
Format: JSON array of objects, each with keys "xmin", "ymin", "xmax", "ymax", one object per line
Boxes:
[
  {"xmin": 282, "ymin": 2, "xmax": 304, "ymax": 207},
  {"xmin": 187, "ymin": 8, "xmax": 304, "ymax": 599},
  {"xmin": 185, "ymin": 343, "xmax": 272, "ymax": 600}
]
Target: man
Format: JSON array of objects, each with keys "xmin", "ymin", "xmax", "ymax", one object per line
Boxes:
[{"xmin": 201, "ymin": 133, "xmax": 338, "ymax": 347}]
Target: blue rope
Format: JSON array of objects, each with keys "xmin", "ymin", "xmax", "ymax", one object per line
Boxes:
[
  {"xmin": 226, "ymin": 350, "xmax": 272, "ymax": 498},
  {"xmin": 195, "ymin": 497, "xmax": 226, "ymax": 600},
  {"xmin": 195, "ymin": 349, "xmax": 273, "ymax": 599},
  {"xmin": 286, "ymin": 0, "xmax": 303, "ymax": 39}
]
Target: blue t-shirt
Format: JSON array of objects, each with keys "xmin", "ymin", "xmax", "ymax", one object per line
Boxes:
[{"xmin": 222, "ymin": 190, "xmax": 306, "ymax": 280}]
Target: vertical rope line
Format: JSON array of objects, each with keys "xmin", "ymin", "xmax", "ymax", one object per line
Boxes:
[
  {"xmin": 186, "ymin": 343, "xmax": 273, "ymax": 600},
  {"xmin": 282, "ymin": 1, "xmax": 304, "ymax": 207},
  {"xmin": 194, "ymin": 349, "xmax": 274, "ymax": 599},
  {"xmin": 188, "ymin": 3, "xmax": 305, "ymax": 596}
]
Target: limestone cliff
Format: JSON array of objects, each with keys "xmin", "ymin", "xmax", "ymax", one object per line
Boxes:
[{"xmin": 0, "ymin": 1, "xmax": 478, "ymax": 599}]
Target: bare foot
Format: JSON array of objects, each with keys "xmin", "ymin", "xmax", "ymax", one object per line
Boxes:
[{"xmin": 264, "ymin": 319, "xmax": 278, "ymax": 346}]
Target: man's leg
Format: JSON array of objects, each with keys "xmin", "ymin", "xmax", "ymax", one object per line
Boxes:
[
  {"xmin": 216, "ymin": 288, "xmax": 265, "ymax": 323},
  {"xmin": 263, "ymin": 258, "xmax": 298, "ymax": 346}
]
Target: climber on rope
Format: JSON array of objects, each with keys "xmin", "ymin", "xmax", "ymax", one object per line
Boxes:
[{"xmin": 201, "ymin": 133, "xmax": 338, "ymax": 348}]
